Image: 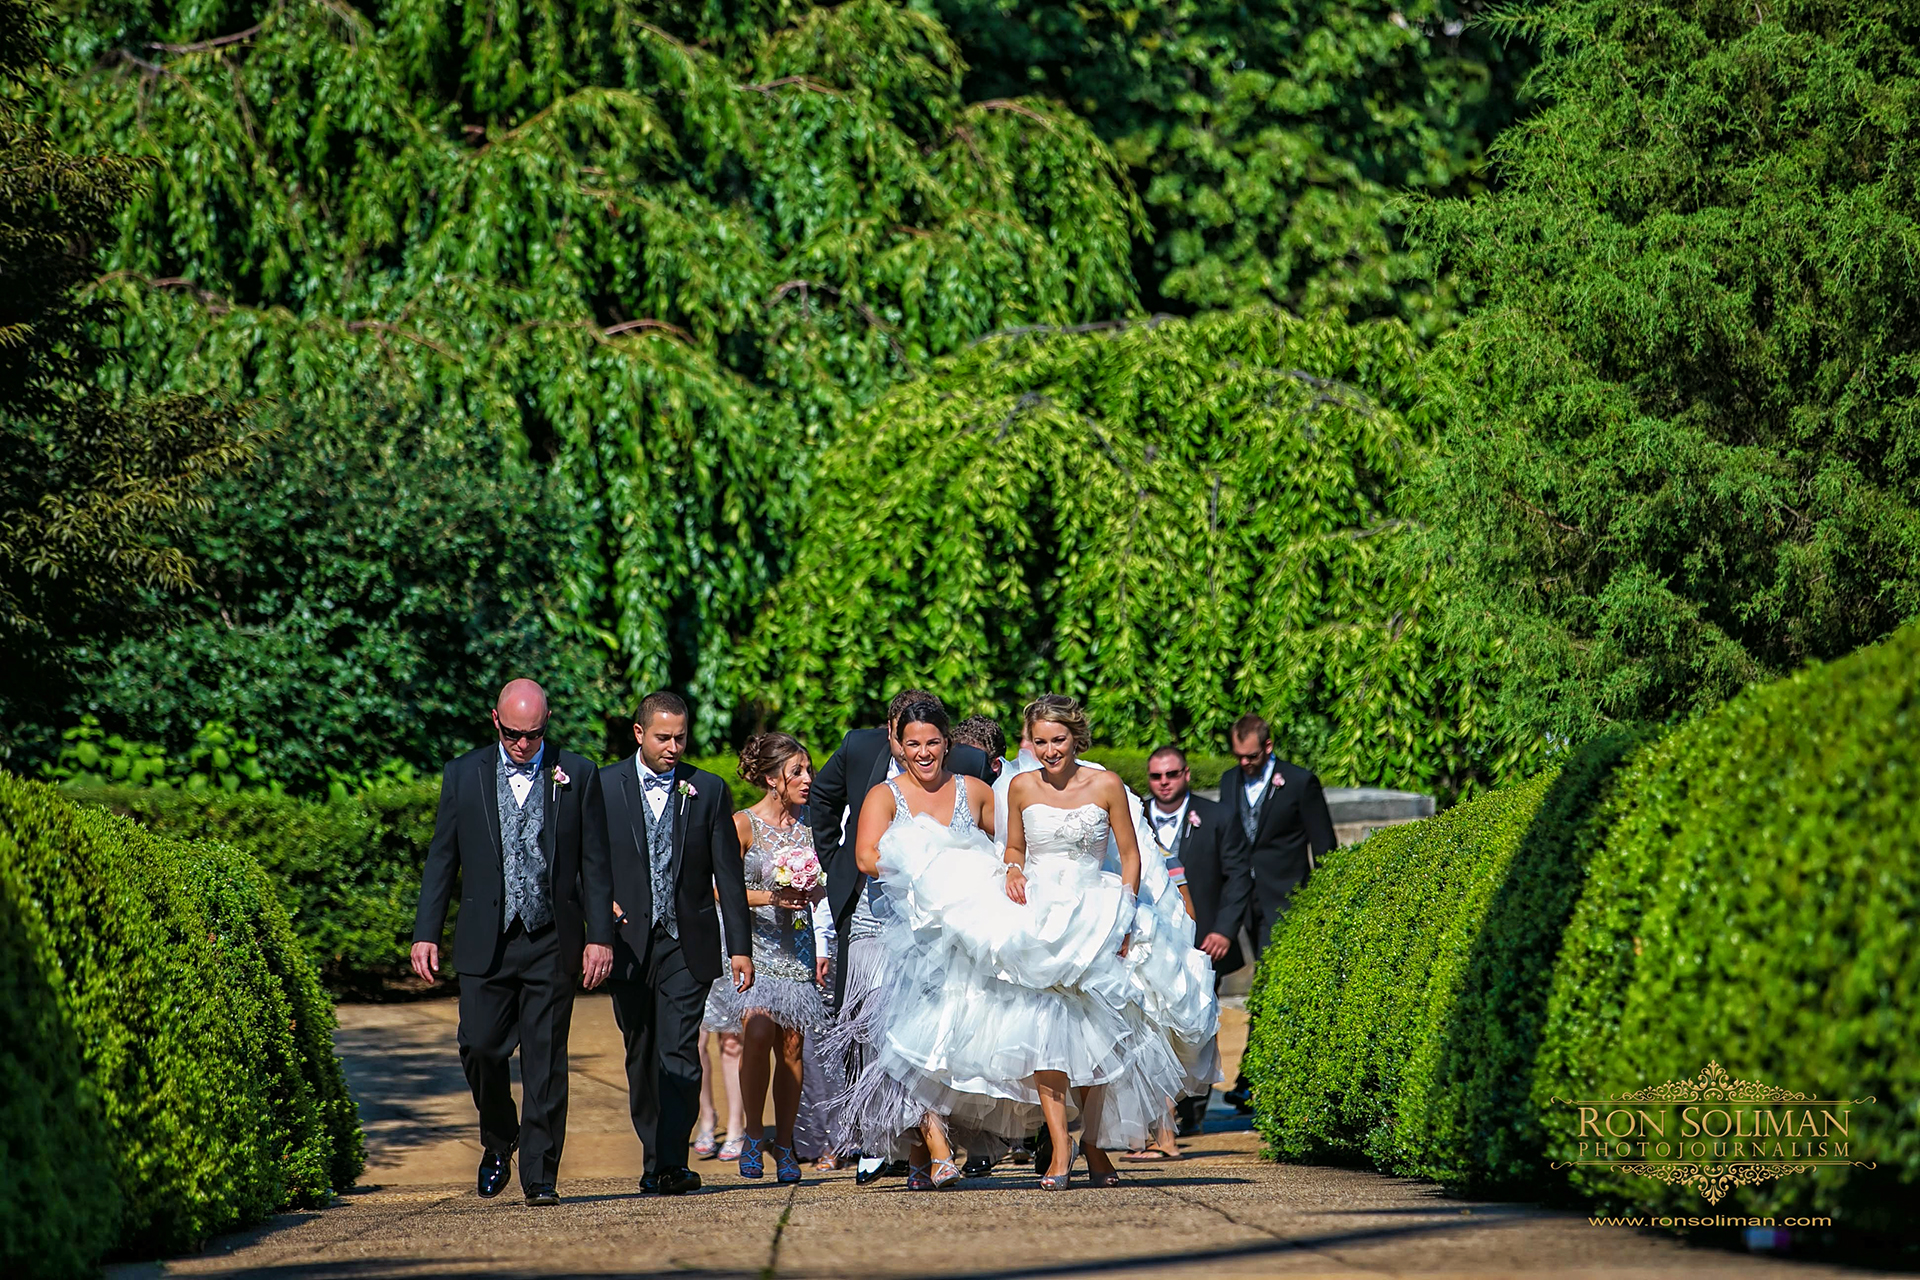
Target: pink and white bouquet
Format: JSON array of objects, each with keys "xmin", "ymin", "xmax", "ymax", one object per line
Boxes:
[{"xmin": 770, "ymin": 845, "xmax": 825, "ymax": 892}]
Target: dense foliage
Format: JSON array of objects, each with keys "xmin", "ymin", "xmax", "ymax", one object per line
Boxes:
[
  {"xmin": 0, "ymin": 0, "xmax": 254, "ymax": 752},
  {"xmin": 1412, "ymin": 0, "xmax": 1920, "ymax": 744},
  {"xmin": 0, "ymin": 774, "xmax": 361, "ymax": 1276},
  {"xmin": 48, "ymin": 404, "xmax": 621, "ymax": 786},
  {"xmin": 40, "ymin": 0, "xmax": 1141, "ymax": 748},
  {"xmin": 745, "ymin": 308, "xmax": 1523, "ymax": 797},
  {"xmin": 82, "ymin": 782, "xmax": 440, "ymax": 990},
  {"xmin": 1536, "ymin": 622, "xmax": 1919, "ymax": 1232},
  {"xmin": 1247, "ymin": 622, "xmax": 1920, "ymax": 1235},
  {"xmin": 931, "ymin": 0, "xmax": 1531, "ymax": 332}
]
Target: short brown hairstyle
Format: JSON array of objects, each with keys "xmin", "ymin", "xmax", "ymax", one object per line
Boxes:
[
  {"xmin": 953, "ymin": 715, "xmax": 1007, "ymax": 760},
  {"xmin": 737, "ymin": 732, "xmax": 808, "ymax": 788},
  {"xmin": 636, "ymin": 690, "xmax": 690, "ymax": 728},
  {"xmin": 1023, "ymin": 693, "xmax": 1092, "ymax": 753},
  {"xmin": 1229, "ymin": 712, "xmax": 1271, "ymax": 748},
  {"xmin": 1147, "ymin": 744, "xmax": 1187, "ymax": 767}
]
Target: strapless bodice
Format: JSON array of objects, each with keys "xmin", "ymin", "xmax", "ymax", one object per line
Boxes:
[{"xmin": 1022, "ymin": 803, "xmax": 1110, "ymax": 868}]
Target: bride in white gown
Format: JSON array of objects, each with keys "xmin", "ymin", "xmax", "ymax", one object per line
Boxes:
[{"xmin": 866, "ymin": 694, "xmax": 1216, "ymax": 1188}]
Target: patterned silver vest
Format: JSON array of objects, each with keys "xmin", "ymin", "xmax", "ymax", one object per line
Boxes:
[
  {"xmin": 643, "ymin": 772, "xmax": 677, "ymax": 938},
  {"xmin": 497, "ymin": 756, "xmax": 553, "ymax": 932}
]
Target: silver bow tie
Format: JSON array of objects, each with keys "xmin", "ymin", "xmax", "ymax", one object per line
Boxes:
[{"xmin": 643, "ymin": 772, "xmax": 673, "ymax": 792}]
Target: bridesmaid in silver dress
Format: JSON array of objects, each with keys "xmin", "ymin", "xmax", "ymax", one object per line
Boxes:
[{"xmin": 730, "ymin": 733, "xmax": 830, "ymax": 1183}]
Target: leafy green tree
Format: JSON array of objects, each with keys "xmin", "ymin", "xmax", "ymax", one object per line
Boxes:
[
  {"xmin": 0, "ymin": 0, "xmax": 254, "ymax": 689},
  {"xmin": 59, "ymin": 404, "xmax": 622, "ymax": 791},
  {"xmin": 1409, "ymin": 0, "xmax": 1920, "ymax": 743},
  {"xmin": 41, "ymin": 0, "xmax": 1143, "ymax": 741},
  {"xmin": 741, "ymin": 307, "xmax": 1526, "ymax": 797},
  {"xmin": 928, "ymin": 0, "xmax": 1531, "ymax": 333}
]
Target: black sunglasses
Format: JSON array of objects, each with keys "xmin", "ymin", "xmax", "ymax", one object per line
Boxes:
[
  {"xmin": 1147, "ymin": 769, "xmax": 1186, "ymax": 781},
  {"xmin": 496, "ymin": 719, "xmax": 547, "ymax": 744}
]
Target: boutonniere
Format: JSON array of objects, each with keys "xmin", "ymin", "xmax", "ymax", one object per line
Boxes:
[
  {"xmin": 551, "ymin": 764, "xmax": 570, "ymax": 788},
  {"xmin": 1187, "ymin": 810, "xmax": 1203, "ymax": 827},
  {"xmin": 676, "ymin": 779, "xmax": 697, "ymax": 798},
  {"xmin": 1269, "ymin": 772, "xmax": 1286, "ymax": 789}
]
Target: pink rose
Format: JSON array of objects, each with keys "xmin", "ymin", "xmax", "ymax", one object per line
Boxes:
[
  {"xmin": 1270, "ymin": 772, "xmax": 1286, "ymax": 788},
  {"xmin": 552, "ymin": 765, "xmax": 570, "ymax": 787},
  {"xmin": 1187, "ymin": 810, "xmax": 1202, "ymax": 827}
]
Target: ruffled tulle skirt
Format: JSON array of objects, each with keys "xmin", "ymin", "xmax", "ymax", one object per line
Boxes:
[{"xmin": 865, "ymin": 814, "xmax": 1204, "ymax": 1151}]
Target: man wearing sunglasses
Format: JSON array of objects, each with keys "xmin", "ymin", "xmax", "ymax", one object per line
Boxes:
[
  {"xmin": 412, "ymin": 679, "xmax": 614, "ymax": 1206},
  {"xmin": 1141, "ymin": 745, "xmax": 1249, "ymax": 1136}
]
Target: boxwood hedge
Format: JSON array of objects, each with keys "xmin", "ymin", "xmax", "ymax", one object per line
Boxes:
[
  {"xmin": 75, "ymin": 783, "xmax": 438, "ymax": 990},
  {"xmin": 1535, "ymin": 626, "xmax": 1918, "ymax": 1233},
  {"xmin": 0, "ymin": 775, "xmax": 363, "ymax": 1277},
  {"xmin": 1246, "ymin": 623, "xmax": 1920, "ymax": 1235}
]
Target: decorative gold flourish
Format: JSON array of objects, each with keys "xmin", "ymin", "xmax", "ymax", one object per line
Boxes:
[
  {"xmin": 1550, "ymin": 1060, "xmax": 1876, "ymax": 1107},
  {"xmin": 1611, "ymin": 1162, "xmax": 1813, "ymax": 1205}
]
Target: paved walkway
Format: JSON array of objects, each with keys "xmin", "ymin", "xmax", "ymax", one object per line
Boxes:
[{"xmin": 126, "ymin": 995, "xmax": 1875, "ymax": 1279}]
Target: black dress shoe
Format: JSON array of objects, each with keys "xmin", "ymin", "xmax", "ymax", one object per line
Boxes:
[
  {"xmin": 961, "ymin": 1155, "xmax": 994, "ymax": 1178},
  {"xmin": 639, "ymin": 1171, "xmax": 660, "ymax": 1194},
  {"xmin": 524, "ymin": 1185, "xmax": 559, "ymax": 1206},
  {"xmin": 478, "ymin": 1149, "xmax": 512, "ymax": 1198},
  {"xmin": 653, "ymin": 1166, "xmax": 701, "ymax": 1195}
]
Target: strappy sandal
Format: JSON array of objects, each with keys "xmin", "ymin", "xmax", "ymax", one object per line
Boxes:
[
  {"xmin": 906, "ymin": 1160, "xmax": 935, "ymax": 1191},
  {"xmin": 718, "ymin": 1134, "xmax": 745, "ymax": 1162},
  {"xmin": 774, "ymin": 1144, "xmax": 802, "ymax": 1184},
  {"xmin": 738, "ymin": 1134, "xmax": 765, "ymax": 1178},
  {"xmin": 930, "ymin": 1157, "xmax": 961, "ymax": 1188},
  {"xmin": 692, "ymin": 1120, "xmax": 718, "ymax": 1159}
]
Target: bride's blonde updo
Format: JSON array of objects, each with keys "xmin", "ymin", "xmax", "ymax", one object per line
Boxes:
[
  {"xmin": 1022, "ymin": 693, "xmax": 1092, "ymax": 753},
  {"xmin": 737, "ymin": 731, "xmax": 807, "ymax": 788}
]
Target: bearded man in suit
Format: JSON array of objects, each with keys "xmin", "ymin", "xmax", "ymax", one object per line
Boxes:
[
  {"xmin": 1139, "ymin": 744, "xmax": 1251, "ymax": 1136},
  {"xmin": 599, "ymin": 690, "xmax": 754, "ymax": 1195},
  {"xmin": 411, "ymin": 679, "xmax": 614, "ymax": 1206},
  {"xmin": 1217, "ymin": 711, "xmax": 1334, "ymax": 1111}
]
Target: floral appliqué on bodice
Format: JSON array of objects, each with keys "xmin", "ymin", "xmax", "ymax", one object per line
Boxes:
[
  {"xmin": 743, "ymin": 811, "xmax": 816, "ymax": 981},
  {"xmin": 1021, "ymin": 803, "xmax": 1111, "ymax": 867}
]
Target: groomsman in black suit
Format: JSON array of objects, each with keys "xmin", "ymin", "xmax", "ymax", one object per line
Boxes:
[
  {"xmin": 599, "ymin": 691, "xmax": 753, "ymax": 1195},
  {"xmin": 808, "ymin": 689, "xmax": 994, "ymax": 1010},
  {"xmin": 1217, "ymin": 711, "xmax": 1335, "ymax": 1110},
  {"xmin": 411, "ymin": 679, "xmax": 614, "ymax": 1206},
  {"xmin": 1141, "ymin": 745, "xmax": 1250, "ymax": 1134}
]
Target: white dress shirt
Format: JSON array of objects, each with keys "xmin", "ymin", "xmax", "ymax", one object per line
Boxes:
[
  {"xmin": 635, "ymin": 755, "xmax": 673, "ymax": 821},
  {"xmin": 1242, "ymin": 755, "xmax": 1275, "ymax": 813},
  {"xmin": 1149, "ymin": 795, "xmax": 1190, "ymax": 853},
  {"xmin": 499, "ymin": 743, "xmax": 545, "ymax": 808}
]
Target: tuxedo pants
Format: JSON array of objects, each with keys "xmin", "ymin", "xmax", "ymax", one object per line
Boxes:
[
  {"xmin": 458, "ymin": 918, "xmax": 573, "ymax": 1190},
  {"xmin": 610, "ymin": 926, "xmax": 707, "ymax": 1173}
]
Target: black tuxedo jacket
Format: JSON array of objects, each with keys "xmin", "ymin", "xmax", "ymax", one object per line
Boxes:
[
  {"xmin": 414, "ymin": 743, "xmax": 613, "ymax": 978},
  {"xmin": 809, "ymin": 726, "xmax": 991, "ymax": 1003},
  {"xmin": 1154, "ymin": 792, "xmax": 1252, "ymax": 973},
  {"xmin": 1217, "ymin": 757, "xmax": 1335, "ymax": 934},
  {"xmin": 597, "ymin": 757, "xmax": 752, "ymax": 986}
]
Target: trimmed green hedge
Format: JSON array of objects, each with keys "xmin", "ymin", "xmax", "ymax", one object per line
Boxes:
[
  {"xmin": 76, "ymin": 783, "xmax": 437, "ymax": 989},
  {"xmin": 1247, "ymin": 624, "xmax": 1920, "ymax": 1235},
  {"xmin": 1535, "ymin": 627, "xmax": 1918, "ymax": 1232},
  {"xmin": 0, "ymin": 775, "xmax": 363, "ymax": 1276}
]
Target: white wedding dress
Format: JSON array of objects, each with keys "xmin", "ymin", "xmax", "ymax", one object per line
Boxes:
[{"xmin": 867, "ymin": 770, "xmax": 1219, "ymax": 1150}]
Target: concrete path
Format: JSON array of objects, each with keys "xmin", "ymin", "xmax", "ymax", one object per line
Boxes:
[{"xmin": 127, "ymin": 995, "xmax": 1874, "ymax": 1279}]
